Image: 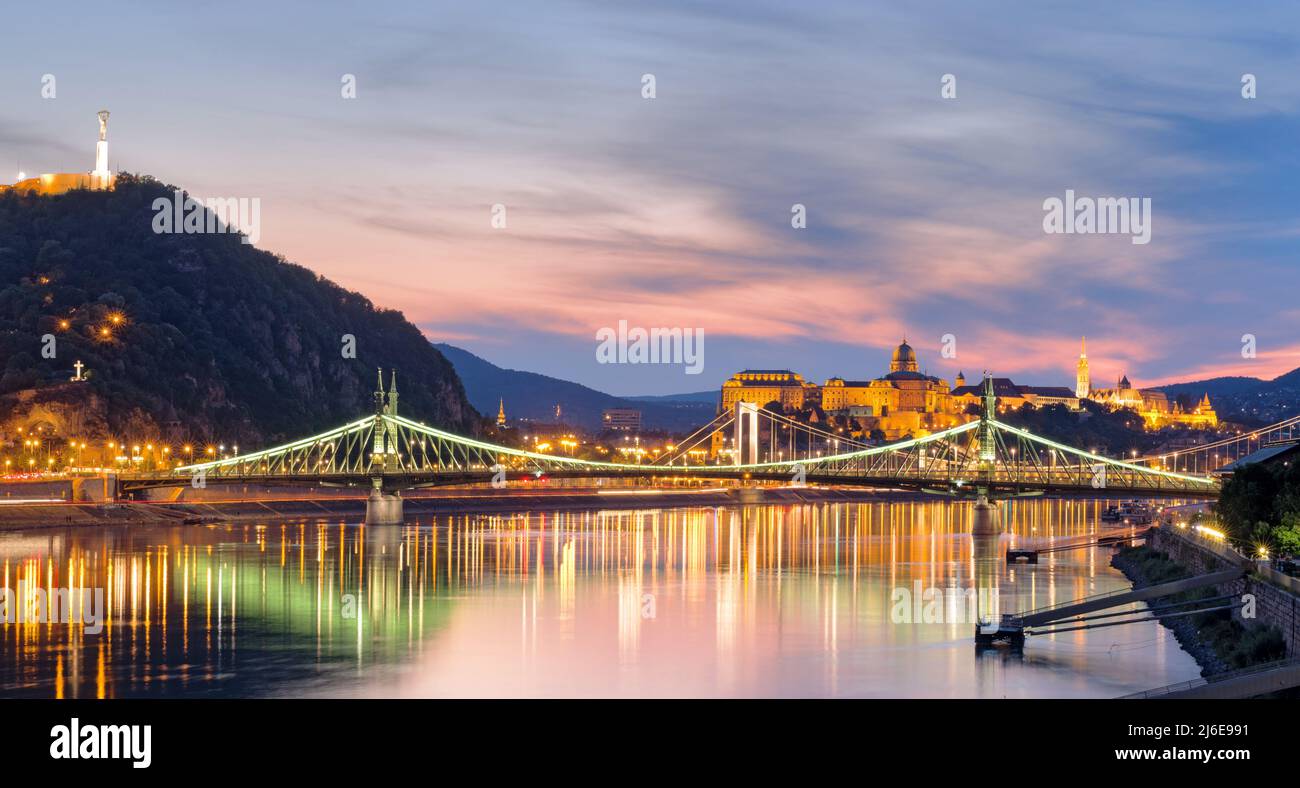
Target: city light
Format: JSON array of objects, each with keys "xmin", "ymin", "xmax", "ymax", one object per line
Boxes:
[{"xmin": 1194, "ymin": 524, "xmax": 1226, "ymax": 541}]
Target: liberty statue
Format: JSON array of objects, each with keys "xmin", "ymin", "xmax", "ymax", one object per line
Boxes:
[{"xmin": 92, "ymin": 110, "xmax": 112, "ymax": 184}]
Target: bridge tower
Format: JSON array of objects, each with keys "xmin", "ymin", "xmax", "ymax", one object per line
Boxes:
[
  {"xmin": 386, "ymin": 368, "xmax": 399, "ymax": 416},
  {"xmin": 373, "ymin": 367, "xmax": 386, "ymax": 416},
  {"xmin": 734, "ymin": 401, "xmax": 760, "ymax": 465},
  {"xmin": 370, "ymin": 368, "xmax": 400, "ymax": 466},
  {"xmin": 978, "ymin": 373, "xmax": 996, "ymax": 463},
  {"xmin": 973, "ymin": 373, "xmax": 1001, "ymax": 535},
  {"xmin": 366, "ymin": 367, "xmax": 404, "ymax": 525}
]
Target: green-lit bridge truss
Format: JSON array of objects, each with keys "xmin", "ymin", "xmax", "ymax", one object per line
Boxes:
[{"xmin": 121, "ymin": 374, "xmax": 1218, "ymax": 501}]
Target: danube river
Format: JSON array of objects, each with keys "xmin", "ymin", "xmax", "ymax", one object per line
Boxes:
[{"xmin": 0, "ymin": 498, "xmax": 1201, "ymax": 698}]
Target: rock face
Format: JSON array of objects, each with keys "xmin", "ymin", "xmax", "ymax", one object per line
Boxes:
[{"xmin": 0, "ymin": 174, "xmax": 478, "ymax": 450}]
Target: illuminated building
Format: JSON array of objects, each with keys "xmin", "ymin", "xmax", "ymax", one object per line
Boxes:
[
  {"xmin": 820, "ymin": 340, "xmax": 964, "ymax": 439},
  {"xmin": 0, "ymin": 110, "xmax": 116, "ymax": 197},
  {"xmin": 951, "ymin": 379, "xmax": 1080, "ymax": 412},
  {"xmin": 719, "ymin": 370, "xmax": 818, "ymax": 412},
  {"xmin": 601, "ymin": 408, "xmax": 642, "ymax": 432},
  {"xmin": 1088, "ymin": 375, "xmax": 1218, "ymax": 429},
  {"xmin": 714, "ymin": 334, "xmax": 1221, "ymax": 450},
  {"xmin": 719, "ymin": 341, "xmax": 965, "ymax": 441}
]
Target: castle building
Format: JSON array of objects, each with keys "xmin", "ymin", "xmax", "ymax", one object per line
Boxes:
[
  {"xmin": 1088, "ymin": 375, "xmax": 1218, "ymax": 429},
  {"xmin": 950, "ymin": 379, "xmax": 1080, "ymax": 412},
  {"xmin": 719, "ymin": 370, "xmax": 819, "ymax": 413},
  {"xmin": 0, "ymin": 111, "xmax": 116, "ymax": 197},
  {"xmin": 820, "ymin": 341, "xmax": 964, "ymax": 438},
  {"xmin": 718, "ymin": 341, "xmax": 965, "ymax": 442},
  {"xmin": 715, "ymin": 335, "xmax": 1219, "ymax": 456}
]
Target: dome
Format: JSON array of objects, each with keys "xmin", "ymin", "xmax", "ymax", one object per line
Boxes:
[{"xmin": 890, "ymin": 340, "xmax": 919, "ymax": 373}]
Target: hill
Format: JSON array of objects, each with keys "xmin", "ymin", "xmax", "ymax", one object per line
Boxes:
[
  {"xmin": 1154, "ymin": 375, "xmax": 1268, "ymax": 399},
  {"xmin": 434, "ymin": 344, "xmax": 716, "ymax": 432},
  {"xmin": 0, "ymin": 175, "xmax": 477, "ymax": 449},
  {"xmin": 1155, "ymin": 367, "xmax": 1300, "ymax": 424},
  {"xmin": 625, "ymin": 390, "xmax": 719, "ymax": 404}
]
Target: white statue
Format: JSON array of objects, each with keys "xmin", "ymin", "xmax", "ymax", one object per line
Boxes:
[{"xmin": 93, "ymin": 110, "xmax": 111, "ymax": 181}]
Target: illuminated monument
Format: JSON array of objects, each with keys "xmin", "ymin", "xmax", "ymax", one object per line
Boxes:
[
  {"xmin": 92, "ymin": 110, "xmax": 112, "ymax": 188},
  {"xmin": 0, "ymin": 110, "xmax": 117, "ymax": 196}
]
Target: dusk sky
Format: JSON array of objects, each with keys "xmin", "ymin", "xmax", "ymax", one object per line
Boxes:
[{"xmin": 3, "ymin": 1, "xmax": 1298, "ymax": 395}]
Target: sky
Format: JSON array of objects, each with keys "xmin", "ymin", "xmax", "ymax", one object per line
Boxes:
[{"xmin": 2, "ymin": 1, "xmax": 1298, "ymax": 396}]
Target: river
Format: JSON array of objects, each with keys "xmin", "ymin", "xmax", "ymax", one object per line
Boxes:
[{"xmin": 0, "ymin": 497, "xmax": 1202, "ymax": 698}]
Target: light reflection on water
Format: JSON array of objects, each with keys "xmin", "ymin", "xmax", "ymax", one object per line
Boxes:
[{"xmin": 0, "ymin": 498, "xmax": 1201, "ymax": 698}]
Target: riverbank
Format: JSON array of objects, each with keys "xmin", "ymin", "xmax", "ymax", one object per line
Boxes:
[{"xmin": 1111, "ymin": 542, "xmax": 1287, "ymax": 677}]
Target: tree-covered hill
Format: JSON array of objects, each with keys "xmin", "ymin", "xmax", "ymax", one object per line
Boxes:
[{"xmin": 0, "ymin": 174, "xmax": 477, "ymax": 448}]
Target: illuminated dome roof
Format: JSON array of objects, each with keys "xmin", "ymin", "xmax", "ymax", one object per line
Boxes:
[{"xmin": 890, "ymin": 340, "xmax": 918, "ymax": 373}]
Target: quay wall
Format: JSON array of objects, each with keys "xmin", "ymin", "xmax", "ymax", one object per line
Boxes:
[{"xmin": 1149, "ymin": 526, "xmax": 1300, "ymax": 658}]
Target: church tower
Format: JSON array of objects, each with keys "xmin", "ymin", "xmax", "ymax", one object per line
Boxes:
[
  {"xmin": 496, "ymin": 398, "xmax": 506, "ymax": 427},
  {"xmin": 1075, "ymin": 336, "xmax": 1090, "ymax": 399}
]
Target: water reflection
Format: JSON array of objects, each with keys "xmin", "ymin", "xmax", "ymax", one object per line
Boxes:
[{"xmin": 0, "ymin": 498, "xmax": 1201, "ymax": 698}]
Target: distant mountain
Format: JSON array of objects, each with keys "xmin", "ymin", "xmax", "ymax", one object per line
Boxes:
[
  {"xmin": 1154, "ymin": 376, "xmax": 1268, "ymax": 399},
  {"xmin": 1154, "ymin": 367, "xmax": 1300, "ymax": 424},
  {"xmin": 626, "ymin": 390, "xmax": 719, "ymax": 404},
  {"xmin": 0, "ymin": 175, "xmax": 477, "ymax": 446},
  {"xmin": 434, "ymin": 344, "xmax": 716, "ymax": 432}
]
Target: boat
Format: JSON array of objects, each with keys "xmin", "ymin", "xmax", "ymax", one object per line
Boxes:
[{"xmin": 1101, "ymin": 500, "xmax": 1153, "ymax": 524}]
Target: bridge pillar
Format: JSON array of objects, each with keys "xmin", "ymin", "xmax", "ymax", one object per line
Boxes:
[
  {"xmin": 365, "ymin": 479, "xmax": 404, "ymax": 525},
  {"xmin": 734, "ymin": 401, "xmax": 760, "ymax": 466},
  {"xmin": 972, "ymin": 494, "xmax": 1001, "ymax": 535}
]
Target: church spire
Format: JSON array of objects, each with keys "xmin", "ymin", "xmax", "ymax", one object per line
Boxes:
[
  {"xmin": 1075, "ymin": 335, "xmax": 1090, "ymax": 399},
  {"xmin": 496, "ymin": 398, "xmax": 507, "ymax": 427}
]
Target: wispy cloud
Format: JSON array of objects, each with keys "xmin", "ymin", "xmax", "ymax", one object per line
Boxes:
[{"xmin": 2, "ymin": 0, "xmax": 1296, "ymax": 392}]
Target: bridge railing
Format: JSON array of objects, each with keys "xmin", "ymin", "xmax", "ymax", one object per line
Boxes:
[
  {"xmin": 1008, "ymin": 583, "xmax": 1148, "ymax": 624},
  {"xmin": 1117, "ymin": 657, "xmax": 1300, "ymax": 699}
]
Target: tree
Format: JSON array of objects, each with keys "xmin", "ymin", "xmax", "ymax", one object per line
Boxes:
[
  {"xmin": 1217, "ymin": 463, "xmax": 1281, "ymax": 541},
  {"xmin": 1276, "ymin": 512, "xmax": 1300, "ymax": 557}
]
